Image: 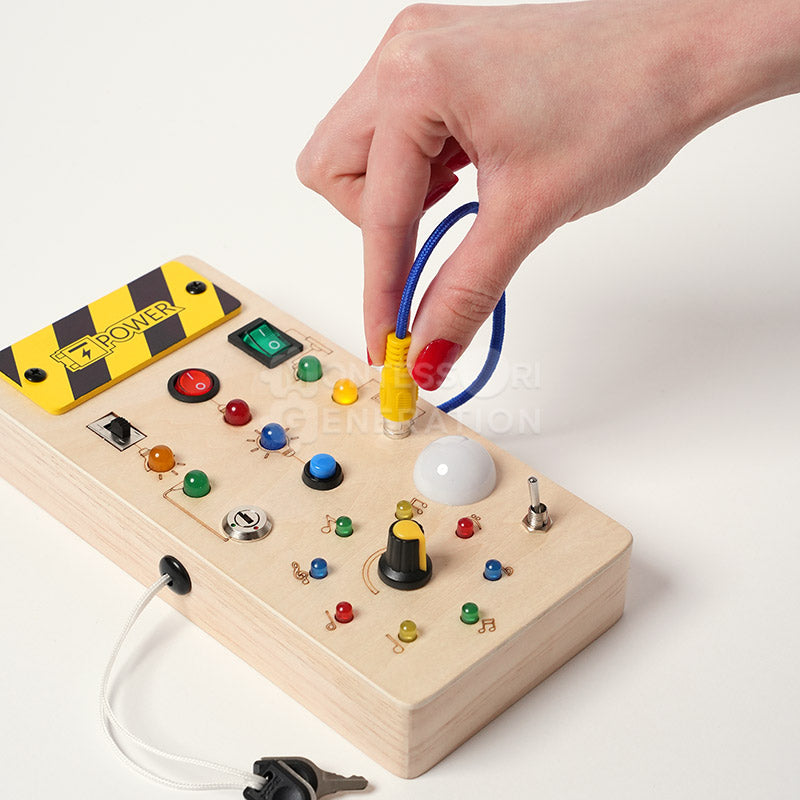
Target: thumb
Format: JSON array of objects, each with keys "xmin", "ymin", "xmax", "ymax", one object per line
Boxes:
[{"xmin": 407, "ymin": 196, "xmax": 538, "ymax": 391}]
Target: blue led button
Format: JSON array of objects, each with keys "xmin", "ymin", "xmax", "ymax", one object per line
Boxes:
[
  {"xmin": 309, "ymin": 558, "xmax": 328, "ymax": 579},
  {"xmin": 484, "ymin": 559, "xmax": 503, "ymax": 581},
  {"xmin": 309, "ymin": 453, "xmax": 336, "ymax": 479},
  {"xmin": 259, "ymin": 423, "xmax": 287, "ymax": 451},
  {"xmin": 303, "ymin": 453, "xmax": 343, "ymax": 491}
]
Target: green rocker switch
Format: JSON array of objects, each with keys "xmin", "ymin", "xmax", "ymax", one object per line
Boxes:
[{"xmin": 228, "ymin": 317, "xmax": 304, "ymax": 368}]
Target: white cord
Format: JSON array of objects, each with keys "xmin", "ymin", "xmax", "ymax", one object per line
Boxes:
[{"xmin": 100, "ymin": 574, "xmax": 266, "ymax": 793}]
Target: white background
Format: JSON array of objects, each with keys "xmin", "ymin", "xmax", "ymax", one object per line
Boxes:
[{"xmin": 1, "ymin": 2, "xmax": 798, "ymax": 798}]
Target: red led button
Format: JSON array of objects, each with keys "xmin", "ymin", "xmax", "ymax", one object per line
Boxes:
[
  {"xmin": 335, "ymin": 602, "xmax": 354, "ymax": 624},
  {"xmin": 224, "ymin": 398, "xmax": 252, "ymax": 426},
  {"xmin": 456, "ymin": 517, "xmax": 475, "ymax": 539},
  {"xmin": 176, "ymin": 369, "xmax": 214, "ymax": 397}
]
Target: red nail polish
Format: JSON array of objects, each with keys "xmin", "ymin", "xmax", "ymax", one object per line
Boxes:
[
  {"xmin": 445, "ymin": 151, "xmax": 471, "ymax": 171},
  {"xmin": 423, "ymin": 175, "xmax": 458, "ymax": 211},
  {"xmin": 412, "ymin": 339, "xmax": 462, "ymax": 390}
]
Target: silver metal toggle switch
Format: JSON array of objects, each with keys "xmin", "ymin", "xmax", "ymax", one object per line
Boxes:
[
  {"xmin": 522, "ymin": 476, "xmax": 551, "ymax": 531},
  {"xmin": 222, "ymin": 505, "xmax": 273, "ymax": 541}
]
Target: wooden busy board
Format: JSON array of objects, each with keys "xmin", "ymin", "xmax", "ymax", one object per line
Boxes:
[{"xmin": 0, "ymin": 257, "xmax": 632, "ymax": 778}]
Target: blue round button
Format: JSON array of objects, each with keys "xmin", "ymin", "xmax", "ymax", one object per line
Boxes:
[
  {"xmin": 484, "ymin": 559, "xmax": 503, "ymax": 581},
  {"xmin": 259, "ymin": 423, "xmax": 287, "ymax": 451},
  {"xmin": 309, "ymin": 558, "xmax": 328, "ymax": 579},
  {"xmin": 309, "ymin": 453, "xmax": 337, "ymax": 480}
]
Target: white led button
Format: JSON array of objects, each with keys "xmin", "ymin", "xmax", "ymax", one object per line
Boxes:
[{"xmin": 413, "ymin": 435, "xmax": 496, "ymax": 506}]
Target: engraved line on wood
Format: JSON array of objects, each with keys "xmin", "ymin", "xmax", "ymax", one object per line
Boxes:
[
  {"xmin": 285, "ymin": 329, "xmax": 333, "ymax": 355},
  {"xmin": 362, "ymin": 549, "xmax": 384, "ymax": 595},
  {"xmin": 162, "ymin": 484, "xmax": 229, "ymax": 541}
]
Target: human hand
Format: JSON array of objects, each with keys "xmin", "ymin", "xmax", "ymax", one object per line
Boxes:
[{"xmin": 297, "ymin": 1, "xmax": 800, "ymax": 388}]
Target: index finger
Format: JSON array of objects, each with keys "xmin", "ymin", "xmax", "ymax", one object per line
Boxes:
[{"xmin": 361, "ymin": 122, "xmax": 444, "ymax": 364}]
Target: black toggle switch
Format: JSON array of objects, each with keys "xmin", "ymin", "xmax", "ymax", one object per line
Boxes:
[{"xmin": 104, "ymin": 416, "xmax": 132, "ymax": 442}]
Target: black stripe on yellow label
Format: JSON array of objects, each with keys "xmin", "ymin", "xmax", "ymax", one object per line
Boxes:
[
  {"xmin": 128, "ymin": 267, "xmax": 187, "ymax": 356},
  {"xmin": 0, "ymin": 346, "xmax": 20, "ymax": 386},
  {"xmin": 52, "ymin": 305, "xmax": 112, "ymax": 401},
  {"xmin": 0, "ymin": 260, "xmax": 241, "ymax": 414},
  {"xmin": 215, "ymin": 283, "xmax": 240, "ymax": 316}
]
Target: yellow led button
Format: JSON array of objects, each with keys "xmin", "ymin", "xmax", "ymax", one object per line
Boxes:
[
  {"xmin": 332, "ymin": 378, "xmax": 358, "ymax": 405},
  {"xmin": 398, "ymin": 620, "xmax": 418, "ymax": 643},
  {"xmin": 395, "ymin": 500, "xmax": 414, "ymax": 520}
]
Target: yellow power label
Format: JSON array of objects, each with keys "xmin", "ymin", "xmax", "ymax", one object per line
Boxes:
[{"xmin": 0, "ymin": 260, "xmax": 241, "ymax": 414}]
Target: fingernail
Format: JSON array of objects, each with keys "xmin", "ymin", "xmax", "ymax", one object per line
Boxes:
[
  {"xmin": 423, "ymin": 175, "xmax": 458, "ymax": 211},
  {"xmin": 411, "ymin": 339, "xmax": 462, "ymax": 390},
  {"xmin": 367, "ymin": 349, "xmax": 373, "ymax": 366},
  {"xmin": 445, "ymin": 151, "xmax": 471, "ymax": 171}
]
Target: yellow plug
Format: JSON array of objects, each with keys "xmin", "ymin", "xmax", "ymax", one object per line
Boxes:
[{"xmin": 379, "ymin": 332, "xmax": 418, "ymax": 439}]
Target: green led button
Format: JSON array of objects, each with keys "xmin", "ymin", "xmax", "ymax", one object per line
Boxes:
[
  {"xmin": 460, "ymin": 602, "xmax": 480, "ymax": 625},
  {"xmin": 335, "ymin": 516, "xmax": 353, "ymax": 537},
  {"xmin": 296, "ymin": 355, "xmax": 322, "ymax": 382},
  {"xmin": 183, "ymin": 469, "xmax": 211, "ymax": 498}
]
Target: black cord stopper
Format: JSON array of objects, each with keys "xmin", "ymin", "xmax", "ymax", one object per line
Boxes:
[{"xmin": 158, "ymin": 555, "xmax": 192, "ymax": 595}]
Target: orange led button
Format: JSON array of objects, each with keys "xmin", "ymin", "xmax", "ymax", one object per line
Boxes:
[{"xmin": 147, "ymin": 445, "xmax": 175, "ymax": 473}]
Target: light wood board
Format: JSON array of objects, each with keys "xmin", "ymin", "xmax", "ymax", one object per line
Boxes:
[{"xmin": 0, "ymin": 257, "xmax": 632, "ymax": 778}]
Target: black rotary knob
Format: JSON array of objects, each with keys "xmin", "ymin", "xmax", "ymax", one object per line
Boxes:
[{"xmin": 378, "ymin": 518, "xmax": 433, "ymax": 590}]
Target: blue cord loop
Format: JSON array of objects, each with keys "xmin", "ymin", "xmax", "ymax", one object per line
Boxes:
[{"xmin": 395, "ymin": 201, "xmax": 506, "ymax": 413}]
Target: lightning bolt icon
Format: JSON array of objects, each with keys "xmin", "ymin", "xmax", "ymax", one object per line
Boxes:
[{"xmin": 82, "ymin": 347, "xmax": 92, "ymax": 360}]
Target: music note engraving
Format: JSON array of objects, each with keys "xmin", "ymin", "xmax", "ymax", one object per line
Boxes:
[
  {"xmin": 385, "ymin": 634, "xmax": 405, "ymax": 654},
  {"xmin": 410, "ymin": 497, "xmax": 428, "ymax": 515},
  {"xmin": 478, "ymin": 618, "xmax": 497, "ymax": 634},
  {"xmin": 320, "ymin": 514, "xmax": 336, "ymax": 534},
  {"xmin": 291, "ymin": 561, "xmax": 310, "ymax": 585}
]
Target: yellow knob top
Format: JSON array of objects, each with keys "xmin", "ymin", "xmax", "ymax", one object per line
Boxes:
[{"xmin": 392, "ymin": 519, "xmax": 427, "ymax": 571}]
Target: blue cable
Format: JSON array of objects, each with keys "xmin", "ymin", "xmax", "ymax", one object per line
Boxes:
[{"xmin": 395, "ymin": 201, "xmax": 506, "ymax": 413}]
